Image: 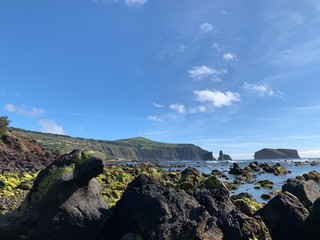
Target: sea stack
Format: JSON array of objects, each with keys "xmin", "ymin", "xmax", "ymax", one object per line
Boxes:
[{"xmin": 254, "ymin": 148, "xmax": 300, "ymax": 160}]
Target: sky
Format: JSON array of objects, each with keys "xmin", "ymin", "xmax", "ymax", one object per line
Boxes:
[{"xmin": 1, "ymin": 0, "xmax": 320, "ymax": 159}]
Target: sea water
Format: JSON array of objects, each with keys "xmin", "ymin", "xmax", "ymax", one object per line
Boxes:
[{"xmin": 158, "ymin": 158, "xmax": 320, "ymax": 202}]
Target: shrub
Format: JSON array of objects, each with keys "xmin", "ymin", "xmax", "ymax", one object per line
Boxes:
[{"xmin": 0, "ymin": 116, "xmax": 10, "ymax": 137}]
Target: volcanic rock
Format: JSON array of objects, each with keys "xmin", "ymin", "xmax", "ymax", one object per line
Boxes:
[
  {"xmin": 282, "ymin": 179, "xmax": 320, "ymax": 209},
  {"xmin": 105, "ymin": 174, "xmax": 223, "ymax": 240},
  {"xmin": 0, "ymin": 150, "xmax": 110, "ymax": 240},
  {"xmin": 256, "ymin": 191, "xmax": 309, "ymax": 240}
]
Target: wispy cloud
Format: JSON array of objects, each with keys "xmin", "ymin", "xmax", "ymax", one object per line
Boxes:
[
  {"xmin": 147, "ymin": 115, "xmax": 163, "ymax": 122},
  {"xmin": 4, "ymin": 103, "xmax": 45, "ymax": 117},
  {"xmin": 211, "ymin": 42, "xmax": 223, "ymax": 52},
  {"xmin": 93, "ymin": 0, "xmax": 148, "ymax": 7},
  {"xmin": 153, "ymin": 102, "xmax": 164, "ymax": 108},
  {"xmin": 188, "ymin": 65, "xmax": 226, "ymax": 81},
  {"xmin": 189, "ymin": 105, "xmax": 207, "ymax": 114},
  {"xmin": 199, "ymin": 22, "xmax": 214, "ymax": 33},
  {"xmin": 243, "ymin": 82, "xmax": 283, "ymax": 98},
  {"xmin": 38, "ymin": 119, "xmax": 65, "ymax": 135},
  {"xmin": 223, "ymin": 53, "xmax": 236, "ymax": 62},
  {"xmin": 169, "ymin": 104, "xmax": 186, "ymax": 114},
  {"xmin": 124, "ymin": 0, "xmax": 148, "ymax": 7},
  {"xmin": 194, "ymin": 89, "xmax": 241, "ymax": 107}
]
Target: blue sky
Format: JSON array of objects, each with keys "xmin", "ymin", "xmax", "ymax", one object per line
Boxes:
[{"xmin": 1, "ymin": 0, "xmax": 320, "ymax": 159}]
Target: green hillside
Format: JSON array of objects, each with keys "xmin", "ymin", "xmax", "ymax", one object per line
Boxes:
[{"xmin": 11, "ymin": 128, "xmax": 208, "ymax": 161}]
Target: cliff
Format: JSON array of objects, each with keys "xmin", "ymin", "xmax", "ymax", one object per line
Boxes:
[
  {"xmin": 254, "ymin": 148, "xmax": 300, "ymax": 160},
  {"xmin": 11, "ymin": 128, "xmax": 208, "ymax": 161}
]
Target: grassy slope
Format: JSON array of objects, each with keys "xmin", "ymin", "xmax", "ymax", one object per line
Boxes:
[{"xmin": 11, "ymin": 128, "xmax": 208, "ymax": 161}]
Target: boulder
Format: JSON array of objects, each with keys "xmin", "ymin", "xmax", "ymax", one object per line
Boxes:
[
  {"xmin": 282, "ymin": 179, "xmax": 320, "ymax": 209},
  {"xmin": 254, "ymin": 148, "xmax": 300, "ymax": 159},
  {"xmin": 178, "ymin": 167, "xmax": 204, "ymax": 190},
  {"xmin": 309, "ymin": 197, "xmax": 320, "ymax": 239},
  {"xmin": 105, "ymin": 174, "xmax": 223, "ymax": 240},
  {"xmin": 244, "ymin": 161, "xmax": 260, "ymax": 172},
  {"xmin": 256, "ymin": 192, "xmax": 309, "ymax": 240},
  {"xmin": 228, "ymin": 163, "xmax": 245, "ymax": 175},
  {"xmin": 193, "ymin": 188, "xmax": 271, "ymax": 240},
  {"xmin": 0, "ymin": 150, "xmax": 110, "ymax": 240},
  {"xmin": 230, "ymin": 192, "xmax": 263, "ymax": 216}
]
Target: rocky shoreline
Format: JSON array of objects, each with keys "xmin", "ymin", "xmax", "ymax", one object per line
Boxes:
[{"xmin": 0, "ymin": 150, "xmax": 320, "ymax": 239}]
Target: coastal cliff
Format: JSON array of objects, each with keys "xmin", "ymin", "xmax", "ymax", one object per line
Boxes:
[{"xmin": 11, "ymin": 128, "xmax": 208, "ymax": 161}]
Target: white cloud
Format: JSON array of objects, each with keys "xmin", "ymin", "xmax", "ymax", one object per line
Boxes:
[
  {"xmin": 170, "ymin": 104, "xmax": 186, "ymax": 114},
  {"xmin": 189, "ymin": 105, "xmax": 207, "ymax": 114},
  {"xmin": 147, "ymin": 115, "xmax": 163, "ymax": 122},
  {"xmin": 38, "ymin": 119, "xmax": 65, "ymax": 135},
  {"xmin": 153, "ymin": 102, "xmax": 164, "ymax": 108},
  {"xmin": 188, "ymin": 65, "xmax": 226, "ymax": 80},
  {"xmin": 223, "ymin": 53, "xmax": 236, "ymax": 62},
  {"xmin": 4, "ymin": 103, "xmax": 45, "ymax": 117},
  {"xmin": 124, "ymin": 0, "xmax": 148, "ymax": 7},
  {"xmin": 194, "ymin": 89, "xmax": 241, "ymax": 107},
  {"xmin": 243, "ymin": 82, "xmax": 283, "ymax": 98},
  {"xmin": 199, "ymin": 22, "xmax": 214, "ymax": 33}
]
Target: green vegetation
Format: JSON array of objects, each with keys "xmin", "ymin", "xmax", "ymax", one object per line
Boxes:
[
  {"xmin": 11, "ymin": 128, "xmax": 206, "ymax": 161},
  {"xmin": 0, "ymin": 116, "xmax": 10, "ymax": 137}
]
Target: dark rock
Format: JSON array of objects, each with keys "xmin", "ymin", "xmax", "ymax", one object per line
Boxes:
[
  {"xmin": 193, "ymin": 188, "xmax": 271, "ymax": 240},
  {"xmin": 105, "ymin": 174, "xmax": 223, "ymax": 240},
  {"xmin": 302, "ymin": 170, "xmax": 320, "ymax": 183},
  {"xmin": 203, "ymin": 151, "xmax": 215, "ymax": 161},
  {"xmin": 309, "ymin": 197, "xmax": 320, "ymax": 239},
  {"xmin": 254, "ymin": 148, "xmax": 300, "ymax": 159},
  {"xmin": 257, "ymin": 180, "xmax": 274, "ymax": 189},
  {"xmin": 228, "ymin": 163, "xmax": 245, "ymax": 175},
  {"xmin": 256, "ymin": 191, "xmax": 309, "ymax": 240},
  {"xmin": 282, "ymin": 179, "xmax": 320, "ymax": 209},
  {"xmin": 244, "ymin": 161, "xmax": 260, "ymax": 172},
  {"xmin": 259, "ymin": 162, "xmax": 288, "ymax": 175},
  {"xmin": 218, "ymin": 150, "xmax": 232, "ymax": 161},
  {"xmin": 0, "ymin": 150, "xmax": 110, "ymax": 240}
]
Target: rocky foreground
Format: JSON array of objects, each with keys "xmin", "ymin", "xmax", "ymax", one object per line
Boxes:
[{"xmin": 0, "ymin": 150, "xmax": 320, "ymax": 240}]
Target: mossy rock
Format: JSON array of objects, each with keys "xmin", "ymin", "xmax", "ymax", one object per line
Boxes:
[
  {"xmin": 257, "ymin": 180, "xmax": 274, "ymax": 189},
  {"xmin": 200, "ymin": 176, "xmax": 227, "ymax": 191},
  {"xmin": 178, "ymin": 167, "xmax": 204, "ymax": 191},
  {"xmin": 231, "ymin": 192, "xmax": 263, "ymax": 216}
]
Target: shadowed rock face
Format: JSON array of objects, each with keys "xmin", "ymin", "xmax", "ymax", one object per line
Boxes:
[
  {"xmin": 256, "ymin": 192, "xmax": 309, "ymax": 240},
  {"xmin": 282, "ymin": 179, "xmax": 320, "ymax": 209},
  {"xmin": 0, "ymin": 150, "xmax": 110, "ymax": 240},
  {"xmin": 105, "ymin": 174, "xmax": 223, "ymax": 240},
  {"xmin": 254, "ymin": 148, "xmax": 300, "ymax": 159}
]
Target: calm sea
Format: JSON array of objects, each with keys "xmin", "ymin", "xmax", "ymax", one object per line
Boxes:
[{"xmin": 158, "ymin": 158, "xmax": 320, "ymax": 202}]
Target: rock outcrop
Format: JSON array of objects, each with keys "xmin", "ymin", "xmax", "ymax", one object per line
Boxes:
[
  {"xmin": 105, "ymin": 174, "xmax": 271, "ymax": 240},
  {"xmin": 218, "ymin": 150, "xmax": 232, "ymax": 161},
  {"xmin": 105, "ymin": 174, "xmax": 223, "ymax": 240},
  {"xmin": 256, "ymin": 192, "xmax": 309, "ymax": 240},
  {"xmin": 282, "ymin": 179, "xmax": 320, "ymax": 209},
  {"xmin": 203, "ymin": 151, "xmax": 215, "ymax": 160},
  {"xmin": 254, "ymin": 148, "xmax": 300, "ymax": 159},
  {"xmin": 0, "ymin": 150, "xmax": 110, "ymax": 240}
]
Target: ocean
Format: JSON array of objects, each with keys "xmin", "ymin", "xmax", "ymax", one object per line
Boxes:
[{"xmin": 158, "ymin": 158, "xmax": 320, "ymax": 202}]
